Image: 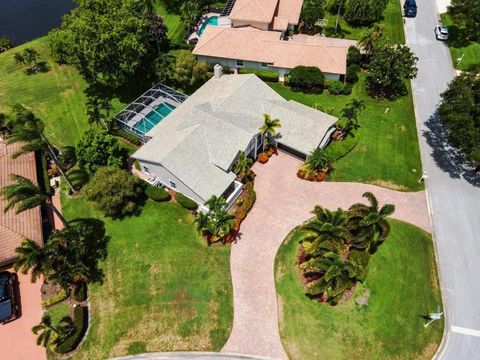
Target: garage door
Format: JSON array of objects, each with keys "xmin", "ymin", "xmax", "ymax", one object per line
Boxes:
[{"xmin": 276, "ymin": 142, "xmax": 307, "ymax": 160}]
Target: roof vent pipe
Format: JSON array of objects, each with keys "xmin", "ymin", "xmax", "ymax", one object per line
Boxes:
[{"xmin": 214, "ymin": 64, "xmax": 223, "ymax": 79}]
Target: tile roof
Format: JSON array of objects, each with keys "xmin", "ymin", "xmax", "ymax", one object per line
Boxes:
[
  {"xmin": 277, "ymin": 0, "xmax": 303, "ymax": 25},
  {"xmin": 0, "ymin": 139, "xmax": 42, "ymax": 265},
  {"xmin": 133, "ymin": 74, "xmax": 337, "ymax": 202},
  {"xmin": 193, "ymin": 27, "xmax": 353, "ymax": 75},
  {"xmin": 229, "ymin": 0, "xmax": 279, "ymax": 23}
]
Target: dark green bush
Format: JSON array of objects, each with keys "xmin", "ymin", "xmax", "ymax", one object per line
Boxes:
[
  {"xmin": 346, "ymin": 65, "xmax": 359, "ymax": 84},
  {"xmin": 175, "ymin": 193, "xmax": 198, "ymax": 210},
  {"xmin": 74, "ymin": 282, "xmax": 87, "ymax": 302},
  {"xmin": 347, "ymin": 46, "xmax": 362, "ymax": 66},
  {"xmin": 238, "ymin": 68, "xmax": 279, "ymax": 82},
  {"xmin": 342, "ymin": 83, "xmax": 353, "ymax": 95},
  {"xmin": 145, "ymin": 185, "xmax": 171, "ymax": 202},
  {"xmin": 289, "ymin": 66, "xmax": 325, "ymax": 91},
  {"xmin": 55, "ymin": 306, "xmax": 88, "ymax": 354},
  {"xmin": 113, "ymin": 129, "xmax": 142, "ymax": 146},
  {"xmin": 328, "ymin": 80, "xmax": 345, "ymax": 95}
]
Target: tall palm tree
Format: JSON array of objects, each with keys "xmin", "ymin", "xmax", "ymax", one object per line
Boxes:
[
  {"xmin": 32, "ymin": 315, "xmax": 72, "ymax": 347},
  {"xmin": 234, "ymin": 151, "xmax": 253, "ymax": 182},
  {"xmin": 302, "ymin": 207, "xmax": 352, "ymax": 257},
  {"xmin": 14, "ymin": 239, "xmax": 51, "ymax": 283},
  {"xmin": 195, "ymin": 195, "xmax": 234, "ymax": 243},
  {"xmin": 85, "ymin": 94, "xmax": 113, "ymax": 131},
  {"xmin": 347, "ymin": 192, "xmax": 395, "ymax": 252},
  {"xmin": 260, "ymin": 113, "xmax": 281, "ymax": 151},
  {"xmin": 6, "ymin": 106, "xmax": 75, "ymax": 193},
  {"xmin": 358, "ymin": 24, "xmax": 385, "ymax": 55},
  {"xmin": 1, "ymin": 174, "xmax": 68, "ymax": 226}
]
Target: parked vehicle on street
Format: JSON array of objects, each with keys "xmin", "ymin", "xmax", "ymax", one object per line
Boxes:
[
  {"xmin": 0, "ymin": 271, "xmax": 18, "ymax": 324},
  {"xmin": 435, "ymin": 25, "xmax": 449, "ymax": 41},
  {"xmin": 404, "ymin": 0, "xmax": 417, "ymax": 17}
]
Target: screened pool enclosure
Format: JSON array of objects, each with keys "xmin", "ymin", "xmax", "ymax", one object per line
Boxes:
[{"xmin": 115, "ymin": 84, "xmax": 188, "ymax": 142}]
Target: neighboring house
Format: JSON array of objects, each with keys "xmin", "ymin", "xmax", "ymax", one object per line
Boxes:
[
  {"xmin": 131, "ymin": 69, "xmax": 337, "ymax": 209},
  {"xmin": 193, "ymin": 27, "xmax": 356, "ymax": 80},
  {"xmin": 229, "ymin": 0, "xmax": 303, "ymax": 32},
  {"xmin": 0, "ymin": 140, "xmax": 43, "ymax": 267}
]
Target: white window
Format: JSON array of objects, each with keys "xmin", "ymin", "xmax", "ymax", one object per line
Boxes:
[
  {"xmin": 236, "ymin": 59, "xmax": 244, "ymax": 67},
  {"xmin": 169, "ymin": 180, "xmax": 176, "ymax": 188}
]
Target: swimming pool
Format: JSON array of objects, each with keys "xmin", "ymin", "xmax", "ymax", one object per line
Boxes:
[
  {"xmin": 133, "ymin": 103, "xmax": 175, "ymax": 134},
  {"xmin": 198, "ymin": 16, "xmax": 219, "ymax": 36}
]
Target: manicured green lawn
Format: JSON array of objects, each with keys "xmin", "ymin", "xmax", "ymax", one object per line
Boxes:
[
  {"xmin": 45, "ymin": 303, "xmax": 69, "ymax": 325},
  {"xmin": 323, "ymin": 0, "xmax": 405, "ymax": 44},
  {"xmin": 441, "ymin": 13, "xmax": 480, "ymax": 70},
  {"xmin": 275, "ymin": 219, "xmax": 443, "ymax": 360},
  {"xmin": 61, "ymin": 195, "xmax": 233, "ymax": 359},
  {"xmin": 156, "ymin": 1, "xmax": 186, "ymax": 45},
  {"xmin": 270, "ymin": 74, "xmax": 423, "ymax": 191}
]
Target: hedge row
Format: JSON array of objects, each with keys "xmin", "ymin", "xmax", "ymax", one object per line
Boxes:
[
  {"xmin": 175, "ymin": 193, "xmax": 198, "ymax": 210},
  {"xmin": 238, "ymin": 68, "xmax": 279, "ymax": 82},
  {"xmin": 145, "ymin": 185, "xmax": 171, "ymax": 202},
  {"xmin": 41, "ymin": 289, "xmax": 68, "ymax": 308},
  {"xmin": 234, "ymin": 181, "xmax": 256, "ymax": 226},
  {"xmin": 55, "ymin": 306, "xmax": 88, "ymax": 354},
  {"xmin": 113, "ymin": 128, "xmax": 142, "ymax": 146}
]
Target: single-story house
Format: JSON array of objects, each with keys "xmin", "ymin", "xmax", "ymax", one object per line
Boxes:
[
  {"xmin": 229, "ymin": 0, "xmax": 303, "ymax": 32},
  {"xmin": 0, "ymin": 139, "xmax": 43, "ymax": 267},
  {"xmin": 193, "ymin": 27, "xmax": 356, "ymax": 81},
  {"xmin": 132, "ymin": 69, "xmax": 338, "ymax": 209}
]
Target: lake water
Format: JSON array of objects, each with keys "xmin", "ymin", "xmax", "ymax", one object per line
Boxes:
[{"xmin": 0, "ymin": 0, "xmax": 75, "ymax": 46}]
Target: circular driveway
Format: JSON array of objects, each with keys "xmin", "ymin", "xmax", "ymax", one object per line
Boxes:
[{"xmin": 222, "ymin": 151, "xmax": 431, "ymax": 359}]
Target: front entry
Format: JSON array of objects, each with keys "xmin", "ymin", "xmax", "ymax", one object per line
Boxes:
[{"xmin": 276, "ymin": 142, "xmax": 307, "ymax": 160}]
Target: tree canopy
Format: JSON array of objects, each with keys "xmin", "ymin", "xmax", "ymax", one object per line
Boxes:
[
  {"xmin": 76, "ymin": 130, "xmax": 126, "ymax": 175},
  {"xmin": 344, "ymin": 0, "xmax": 388, "ymax": 25},
  {"xmin": 367, "ymin": 43, "xmax": 418, "ymax": 99},
  {"xmin": 438, "ymin": 65, "xmax": 480, "ymax": 164},
  {"xmin": 49, "ymin": 0, "xmax": 163, "ymax": 89},
  {"xmin": 300, "ymin": 0, "xmax": 326, "ymax": 33},
  {"xmin": 448, "ymin": 0, "xmax": 480, "ymax": 42}
]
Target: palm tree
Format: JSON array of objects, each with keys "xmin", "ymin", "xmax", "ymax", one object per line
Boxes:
[
  {"xmin": 306, "ymin": 148, "xmax": 332, "ymax": 173},
  {"xmin": 195, "ymin": 196, "xmax": 234, "ymax": 243},
  {"xmin": 260, "ymin": 113, "xmax": 281, "ymax": 151},
  {"xmin": 6, "ymin": 106, "xmax": 75, "ymax": 193},
  {"xmin": 14, "ymin": 239, "xmax": 51, "ymax": 282},
  {"xmin": 302, "ymin": 207, "xmax": 352, "ymax": 257},
  {"xmin": 358, "ymin": 24, "xmax": 385, "ymax": 55},
  {"xmin": 301, "ymin": 252, "xmax": 365, "ymax": 304},
  {"xmin": 341, "ymin": 99, "xmax": 365, "ymax": 137},
  {"xmin": 1, "ymin": 174, "xmax": 68, "ymax": 226},
  {"xmin": 347, "ymin": 192, "xmax": 395, "ymax": 252},
  {"xmin": 32, "ymin": 315, "xmax": 72, "ymax": 347},
  {"xmin": 234, "ymin": 151, "xmax": 253, "ymax": 182},
  {"xmin": 205, "ymin": 195, "xmax": 227, "ymax": 212},
  {"xmin": 85, "ymin": 94, "xmax": 113, "ymax": 131}
]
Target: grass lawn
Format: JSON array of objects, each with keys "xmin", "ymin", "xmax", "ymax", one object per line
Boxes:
[
  {"xmin": 155, "ymin": 1, "xmax": 186, "ymax": 45},
  {"xmin": 275, "ymin": 219, "xmax": 443, "ymax": 360},
  {"xmin": 45, "ymin": 303, "xmax": 69, "ymax": 325},
  {"xmin": 323, "ymin": 0, "xmax": 405, "ymax": 44},
  {"xmin": 60, "ymin": 195, "xmax": 233, "ymax": 359},
  {"xmin": 441, "ymin": 13, "xmax": 480, "ymax": 70},
  {"xmin": 269, "ymin": 73, "xmax": 423, "ymax": 191}
]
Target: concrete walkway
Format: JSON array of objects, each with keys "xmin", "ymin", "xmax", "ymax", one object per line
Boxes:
[{"xmin": 221, "ymin": 151, "xmax": 431, "ymax": 359}]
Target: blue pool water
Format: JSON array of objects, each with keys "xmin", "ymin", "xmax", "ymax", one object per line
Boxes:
[
  {"xmin": 198, "ymin": 16, "xmax": 219, "ymax": 36},
  {"xmin": 134, "ymin": 103, "xmax": 175, "ymax": 134}
]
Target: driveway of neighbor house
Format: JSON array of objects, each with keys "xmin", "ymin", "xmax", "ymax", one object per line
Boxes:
[
  {"xmin": 0, "ymin": 268, "xmax": 46, "ymax": 360},
  {"xmin": 221, "ymin": 151, "xmax": 430, "ymax": 359}
]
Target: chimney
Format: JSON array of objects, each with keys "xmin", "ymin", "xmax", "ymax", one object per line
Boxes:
[{"xmin": 214, "ymin": 64, "xmax": 223, "ymax": 79}]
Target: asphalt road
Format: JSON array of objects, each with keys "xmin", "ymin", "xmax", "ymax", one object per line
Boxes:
[{"xmin": 403, "ymin": 0, "xmax": 480, "ymax": 358}]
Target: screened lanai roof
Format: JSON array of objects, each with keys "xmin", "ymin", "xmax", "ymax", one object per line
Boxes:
[{"xmin": 115, "ymin": 83, "xmax": 188, "ymax": 142}]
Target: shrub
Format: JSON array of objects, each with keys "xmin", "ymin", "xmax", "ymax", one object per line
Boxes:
[
  {"xmin": 238, "ymin": 68, "xmax": 279, "ymax": 82},
  {"xmin": 54, "ymin": 306, "xmax": 88, "ymax": 354},
  {"xmin": 346, "ymin": 65, "xmax": 359, "ymax": 84},
  {"xmin": 113, "ymin": 128, "xmax": 142, "ymax": 146},
  {"xmin": 41, "ymin": 289, "xmax": 69, "ymax": 308},
  {"xmin": 74, "ymin": 282, "xmax": 88, "ymax": 302},
  {"xmin": 258, "ymin": 152, "xmax": 269, "ymax": 163},
  {"xmin": 349, "ymin": 249, "xmax": 371, "ymax": 268},
  {"xmin": 84, "ymin": 167, "xmax": 145, "ymax": 219},
  {"xmin": 328, "ymin": 80, "xmax": 345, "ymax": 95},
  {"xmin": 234, "ymin": 181, "xmax": 256, "ymax": 226},
  {"xmin": 175, "ymin": 193, "xmax": 198, "ymax": 210},
  {"xmin": 145, "ymin": 185, "xmax": 171, "ymax": 202},
  {"xmin": 347, "ymin": 46, "xmax": 362, "ymax": 66},
  {"xmin": 289, "ymin": 66, "xmax": 325, "ymax": 91},
  {"xmin": 342, "ymin": 83, "xmax": 353, "ymax": 95}
]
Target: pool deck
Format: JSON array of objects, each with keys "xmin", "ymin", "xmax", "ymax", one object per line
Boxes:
[{"xmin": 188, "ymin": 13, "xmax": 231, "ymax": 43}]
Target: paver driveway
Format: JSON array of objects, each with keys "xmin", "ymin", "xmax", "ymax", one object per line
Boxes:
[{"xmin": 221, "ymin": 151, "xmax": 431, "ymax": 359}]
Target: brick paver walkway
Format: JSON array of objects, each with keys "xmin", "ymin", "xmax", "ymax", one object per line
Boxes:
[{"xmin": 222, "ymin": 151, "xmax": 431, "ymax": 359}]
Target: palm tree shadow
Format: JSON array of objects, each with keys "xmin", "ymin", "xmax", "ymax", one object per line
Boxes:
[{"xmin": 423, "ymin": 111, "xmax": 480, "ymax": 187}]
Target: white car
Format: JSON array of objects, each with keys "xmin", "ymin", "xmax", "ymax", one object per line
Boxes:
[{"xmin": 435, "ymin": 25, "xmax": 449, "ymax": 41}]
